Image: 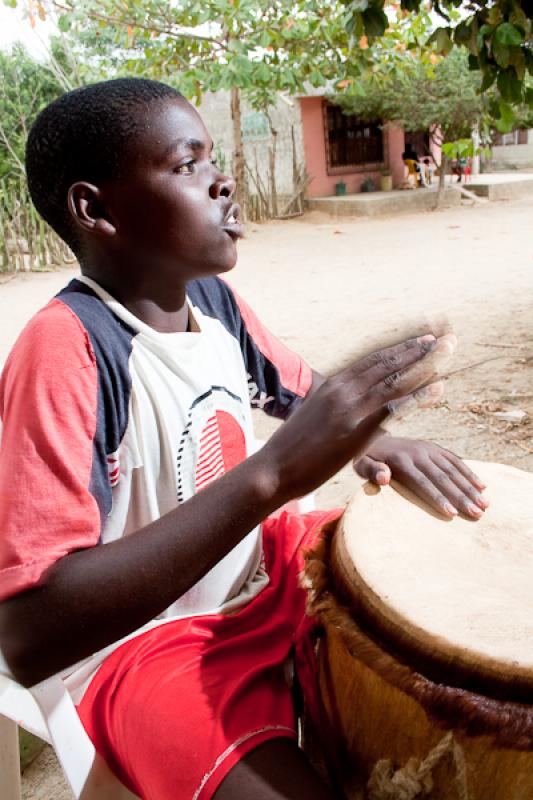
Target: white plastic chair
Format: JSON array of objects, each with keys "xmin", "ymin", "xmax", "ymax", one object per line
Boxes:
[
  {"xmin": 0, "ymin": 665, "xmax": 139, "ymax": 799},
  {"xmin": 0, "ymin": 436, "xmax": 315, "ymax": 799}
]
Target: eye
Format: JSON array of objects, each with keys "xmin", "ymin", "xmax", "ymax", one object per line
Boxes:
[
  {"xmin": 175, "ymin": 160, "xmax": 195, "ymax": 175},
  {"xmin": 210, "ymin": 157, "xmax": 218, "ymax": 168}
]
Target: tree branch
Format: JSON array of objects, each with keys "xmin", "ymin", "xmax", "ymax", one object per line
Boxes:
[
  {"xmin": 0, "ymin": 120, "xmax": 26, "ymax": 176},
  {"xmin": 51, "ymin": 1, "xmax": 229, "ymax": 50}
]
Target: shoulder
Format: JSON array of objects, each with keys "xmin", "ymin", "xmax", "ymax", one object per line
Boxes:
[
  {"xmin": 3, "ymin": 293, "xmax": 96, "ymax": 381},
  {"xmin": 187, "ymin": 275, "xmax": 241, "ymax": 332},
  {"xmin": 57, "ymin": 279, "xmax": 136, "ymax": 362}
]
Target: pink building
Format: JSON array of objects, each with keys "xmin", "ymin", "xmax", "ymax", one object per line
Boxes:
[{"xmin": 298, "ymin": 96, "xmax": 438, "ymax": 196}]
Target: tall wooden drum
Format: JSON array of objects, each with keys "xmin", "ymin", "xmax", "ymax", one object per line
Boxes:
[{"xmin": 305, "ymin": 461, "xmax": 533, "ymax": 800}]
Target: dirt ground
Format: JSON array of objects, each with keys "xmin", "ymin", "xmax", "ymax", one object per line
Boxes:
[{"xmin": 2, "ymin": 194, "xmax": 532, "ymax": 796}]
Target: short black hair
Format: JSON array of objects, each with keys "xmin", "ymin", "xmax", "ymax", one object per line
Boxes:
[{"xmin": 26, "ymin": 77, "xmax": 183, "ymax": 252}]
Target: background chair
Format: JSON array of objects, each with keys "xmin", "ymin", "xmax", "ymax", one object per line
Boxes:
[{"xmin": 403, "ymin": 159, "xmax": 421, "ymax": 188}]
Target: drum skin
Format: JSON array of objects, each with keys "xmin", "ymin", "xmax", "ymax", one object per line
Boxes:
[{"xmin": 305, "ymin": 462, "xmax": 533, "ymax": 800}]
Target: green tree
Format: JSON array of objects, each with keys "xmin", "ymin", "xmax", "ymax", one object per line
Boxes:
[
  {"xmin": 336, "ymin": 47, "xmax": 498, "ymax": 205},
  {"xmin": 0, "ymin": 42, "xmax": 70, "ymax": 185},
  {"xmin": 43, "ymin": 0, "xmax": 374, "ymax": 213},
  {"xmin": 341, "ymin": 0, "xmax": 532, "ymax": 115},
  {"xmin": 0, "ymin": 42, "xmax": 86, "ymax": 271}
]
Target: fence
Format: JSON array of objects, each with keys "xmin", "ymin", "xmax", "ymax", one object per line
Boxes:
[{"xmin": 0, "ymin": 177, "xmax": 75, "ymax": 273}]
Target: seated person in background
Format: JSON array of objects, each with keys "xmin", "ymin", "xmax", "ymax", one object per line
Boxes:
[
  {"xmin": 402, "ymin": 144, "xmax": 428, "ymax": 187},
  {"xmin": 452, "ymin": 157, "xmax": 471, "ymax": 183}
]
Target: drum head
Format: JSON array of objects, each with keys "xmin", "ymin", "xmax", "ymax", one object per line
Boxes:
[{"xmin": 332, "ymin": 461, "xmax": 533, "ymax": 700}]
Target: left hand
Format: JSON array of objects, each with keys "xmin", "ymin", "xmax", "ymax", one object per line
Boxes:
[{"xmin": 354, "ymin": 436, "xmax": 489, "ymax": 519}]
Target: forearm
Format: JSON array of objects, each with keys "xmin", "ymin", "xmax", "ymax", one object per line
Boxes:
[{"xmin": 0, "ymin": 451, "xmax": 279, "ymax": 686}]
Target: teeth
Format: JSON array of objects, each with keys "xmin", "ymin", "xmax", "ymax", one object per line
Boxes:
[{"xmin": 228, "ymin": 215, "xmax": 236, "ymax": 224}]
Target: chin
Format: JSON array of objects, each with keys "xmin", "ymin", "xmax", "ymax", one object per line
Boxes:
[{"xmin": 201, "ymin": 248, "xmax": 239, "ymax": 278}]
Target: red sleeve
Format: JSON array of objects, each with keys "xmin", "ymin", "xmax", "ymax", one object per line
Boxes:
[
  {"xmin": 0, "ymin": 299, "xmax": 101, "ymax": 601},
  {"xmin": 232, "ymin": 288, "xmax": 313, "ymax": 400}
]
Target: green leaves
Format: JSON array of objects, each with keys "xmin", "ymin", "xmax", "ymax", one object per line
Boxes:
[
  {"xmin": 57, "ymin": 14, "xmax": 72, "ymax": 33},
  {"xmin": 348, "ymin": 0, "xmax": 369, "ymax": 12},
  {"xmin": 442, "ymin": 138, "xmax": 473, "ymax": 159},
  {"xmin": 435, "ymin": 27, "xmax": 453, "ymax": 54},
  {"xmin": 10, "ymin": 0, "xmax": 527, "ymax": 130},
  {"xmin": 497, "ymin": 69, "xmax": 523, "ymax": 104},
  {"xmin": 362, "ymin": 6, "xmax": 388, "ymax": 38},
  {"xmin": 493, "ymin": 22, "xmax": 523, "ymax": 47}
]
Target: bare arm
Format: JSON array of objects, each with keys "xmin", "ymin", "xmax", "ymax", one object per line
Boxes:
[
  {"xmin": 0, "ymin": 452, "xmax": 279, "ymax": 687},
  {"xmin": 0, "ymin": 335, "xmax": 438, "ymax": 687}
]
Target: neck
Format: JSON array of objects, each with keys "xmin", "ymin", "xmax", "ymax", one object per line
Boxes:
[
  {"xmin": 82, "ymin": 265, "xmax": 189, "ymax": 333},
  {"xmin": 123, "ymin": 295, "xmax": 190, "ymax": 333}
]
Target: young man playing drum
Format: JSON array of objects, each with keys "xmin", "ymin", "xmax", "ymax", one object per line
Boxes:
[{"xmin": 0, "ymin": 78, "xmax": 488, "ymax": 800}]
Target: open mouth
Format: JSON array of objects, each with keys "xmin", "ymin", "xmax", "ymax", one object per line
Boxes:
[{"xmin": 222, "ymin": 203, "xmax": 244, "ymax": 240}]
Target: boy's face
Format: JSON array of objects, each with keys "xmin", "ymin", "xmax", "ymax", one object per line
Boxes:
[{"xmin": 102, "ymin": 98, "xmax": 242, "ymax": 283}]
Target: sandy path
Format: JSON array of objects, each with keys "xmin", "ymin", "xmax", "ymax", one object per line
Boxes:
[{"xmin": 2, "ymin": 195, "xmax": 531, "ymax": 796}]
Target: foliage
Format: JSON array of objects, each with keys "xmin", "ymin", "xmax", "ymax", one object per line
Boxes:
[
  {"xmin": 0, "ymin": 175, "xmax": 75, "ymax": 272},
  {"xmin": 342, "ymin": 0, "xmax": 533, "ymax": 115},
  {"xmin": 40, "ymin": 0, "xmax": 377, "ymax": 107},
  {"xmin": 336, "ymin": 47, "xmax": 489, "ymax": 147},
  {"xmin": 0, "ymin": 42, "xmax": 69, "ymax": 185},
  {"xmin": 6, "ymin": 0, "xmax": 533, "ymax": 118},
  {"xmin": 0, "ymin": 43, "xmax": 79, "ymax": 270}
]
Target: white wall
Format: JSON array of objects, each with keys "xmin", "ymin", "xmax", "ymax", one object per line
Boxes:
[
  {"xmin": 490, "ymin": 129, "xmax": 533, "ymax": 169},
  {"xmin": 196, "ymin": 92, "xmax": 305, "ymax": 198}
]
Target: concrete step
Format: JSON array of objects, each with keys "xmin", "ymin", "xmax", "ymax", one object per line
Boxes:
[{"xmin": 306, "ymin": 187, "xmax": 460, "ymax": 217}]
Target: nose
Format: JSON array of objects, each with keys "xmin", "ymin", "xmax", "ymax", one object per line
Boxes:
[{"xmin": 210, "ymin": 172, "xmax": 236, "ymax": 200}]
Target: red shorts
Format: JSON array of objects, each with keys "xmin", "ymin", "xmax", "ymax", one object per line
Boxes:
[{"xmin": 77, "ymin": 509, "xmax": 341, "ymax": 800}]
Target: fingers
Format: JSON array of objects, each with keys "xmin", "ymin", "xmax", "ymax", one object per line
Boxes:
[
  {"xmin": 355, "ymin": 456, "xmax": 392, "ymax": 485},
  {"xmin": 389, "ymin": 465, "xmax": 460, "ymax": 518},
  {"xmin": 439, "ymin": 450, "xmax": 487, "ymax": 491},
  {"xmin": 342, "ymin": 334, "xmax": 456, "ymax": 406},
  {"xmin": 379, "ymin": 381, "xmax": 445, "ymax": 430},
  {"xmin": 343, "ymin": 334, "xmax": 437, "ymax": 382},
  {"xmin": 392, "ymin": 456, "xmax": 488, "ymax": 518},
  {"xmin": 431, "ymin": 456, "xmax": 489, "ymax": 513}
]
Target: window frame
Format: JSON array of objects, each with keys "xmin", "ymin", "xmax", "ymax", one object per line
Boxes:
[{"xmin": 323, "ymin": 101, "xmax": 386, "ymax": 175}]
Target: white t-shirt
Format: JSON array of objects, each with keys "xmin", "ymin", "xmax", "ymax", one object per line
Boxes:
[{"xmin": 0, "ymin": 274, "xmax": 312, "ymax": 698}]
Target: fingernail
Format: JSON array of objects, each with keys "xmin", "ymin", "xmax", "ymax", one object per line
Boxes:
[
  {"xmin": 466, "ymin": 501, "xmax": 483, "ymax": 517},
  {"xmin": 425, "ymin": 381, "xmax": 444, "ymax": 397},
  {"xmin": 477, "ymin": 495, "xmax": 490, "ymax": 509},
  {"xmin": 444, "ymin": 502, "xmax": 458, "ymax": 516},
  {"xmin": 376, "ymin": 470, "xmax": 389, "ymax": 484},
  {"xmin": 435, "ymin": 336, "xmax": 456, "ymax": 355},
  {"xmin": 416, "ymin": 381, "xmax": 444, "ymax": 405},
  {"xmin": 417, "ymin": 334, "xmax": 436, "ymax": 344}
]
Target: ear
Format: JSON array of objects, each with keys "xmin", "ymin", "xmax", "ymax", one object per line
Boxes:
[{"xmin": 67, "ymin": 182, "xmax": 117, "ymax": 238}]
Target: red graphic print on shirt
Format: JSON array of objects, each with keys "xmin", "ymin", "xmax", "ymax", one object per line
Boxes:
[{"xmin": 195, "ymin": 410, "xmax": 246, "ymax": 491}]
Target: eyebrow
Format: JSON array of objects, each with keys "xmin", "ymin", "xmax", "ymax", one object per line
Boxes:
[{"xmin": 163, "ymin": 137, "xmax": 214, "ymax": 159}]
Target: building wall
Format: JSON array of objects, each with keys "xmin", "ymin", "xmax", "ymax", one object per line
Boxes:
[
  {"xmin": 299, "ymin": 97, "xmax": 408, "ymax": 196},
  {"xmin": 196, "ymin": 91, "xmax": 305, "ymax": 198},
  {"xmin": 489, "ymin": 130, "xmax": 533, "ymax": 169}
]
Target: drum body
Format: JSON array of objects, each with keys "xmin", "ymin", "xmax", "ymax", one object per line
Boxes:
[{"xmin": 305, "ymin": 462, "xmax": 533, "ymax": 800}]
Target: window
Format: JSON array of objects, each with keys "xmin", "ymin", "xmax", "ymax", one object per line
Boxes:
[
  {"xmin": 492, "ymin": 129, "xmax": 528, "ymax": 147},
  {"xmin": 324, "ymin": 103, "xmax": 383, "ymax": 171}
]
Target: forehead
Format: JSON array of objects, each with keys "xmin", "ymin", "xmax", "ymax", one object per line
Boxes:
[{"xmin": 129, "ymin": 98, "xmax": 213, "ymax": 164}]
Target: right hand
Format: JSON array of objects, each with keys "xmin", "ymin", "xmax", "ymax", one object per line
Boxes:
[{"xmin": 260, "ymin": 334, "xmax": 452, "ymax": 503}]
